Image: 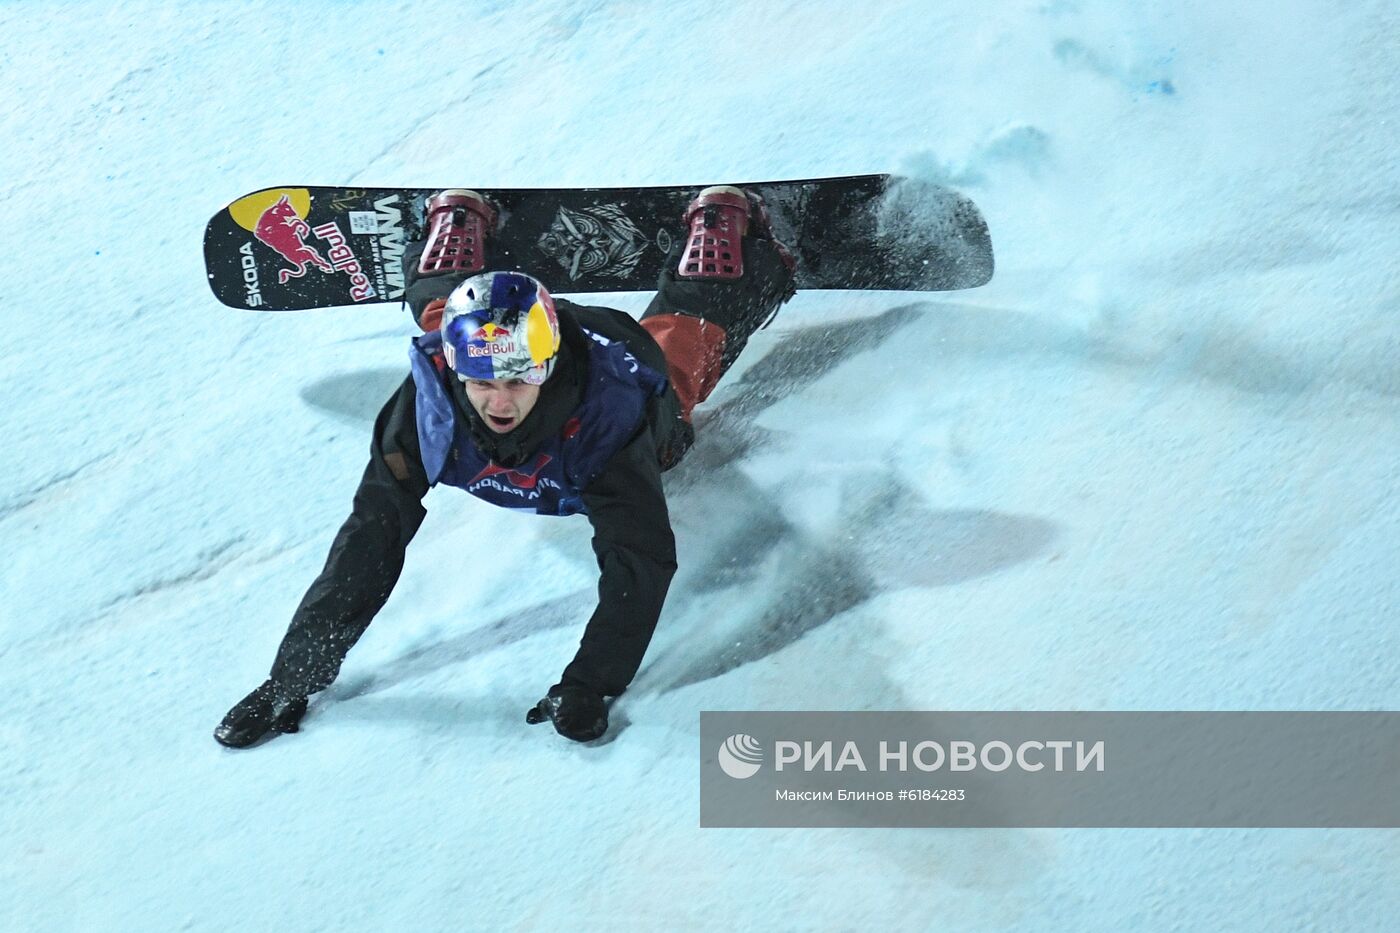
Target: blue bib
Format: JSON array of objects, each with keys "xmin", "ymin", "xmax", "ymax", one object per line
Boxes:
[{"xmin": 410, "ymin": 328, "xmax": 667, "ymax": 516}]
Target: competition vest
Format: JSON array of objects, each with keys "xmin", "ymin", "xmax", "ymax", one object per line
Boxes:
[{"xmin": 409, "ymin": 328, "xmax": 668, "ymax": 516}]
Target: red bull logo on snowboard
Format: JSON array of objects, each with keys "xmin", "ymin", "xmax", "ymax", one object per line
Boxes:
[
  {"xmin": 252, "ymin": 194, "xmax": 333, "ymax": 284},
  {"xmin": 230, "ymin": 188, "xmax": 376, "ymax": 302}
]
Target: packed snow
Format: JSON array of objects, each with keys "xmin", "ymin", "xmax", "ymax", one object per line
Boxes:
[{"xmin": 2, "ymin": 1, "xmax": 1397, "ymax": 929}]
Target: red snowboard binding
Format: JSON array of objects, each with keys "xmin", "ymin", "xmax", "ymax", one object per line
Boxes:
[
  {"xmin": 417, "ymin": 189, "xmax": 498, "ymax": 277},
  {"xmin": 643, "ymin": 185, "xmax": 799, "ymax": 430},
  {"xmin": 413, "ymin": 189, "xmax": 499, "ymax": 332},
  {"xmin": 677, "ymin": 185, "xmax": 796, "ymax": 280}
]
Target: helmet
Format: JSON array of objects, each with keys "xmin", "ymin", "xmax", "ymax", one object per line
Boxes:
[{"xmin": 440, "ymin": 271, "xmax": 561, "ymax": 385}]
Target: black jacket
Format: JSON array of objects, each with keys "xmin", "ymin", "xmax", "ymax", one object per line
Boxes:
[{"xmin": 269, "ymin": 299, "xmax": 683, "ymax": 698}]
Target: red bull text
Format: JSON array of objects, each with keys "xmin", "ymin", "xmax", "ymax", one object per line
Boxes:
[
  {"xmin": 467, "ymin": 323, "xmax": 515, "ymax": 357},
  {"xmin": 311, "ymin": 222, "xmax": 375, "ymax": 302}
]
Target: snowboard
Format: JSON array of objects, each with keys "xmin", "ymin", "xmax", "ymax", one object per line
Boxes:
[{"xmin": 204, "ymin": 174, "xmax": 993, "ymax": 311}]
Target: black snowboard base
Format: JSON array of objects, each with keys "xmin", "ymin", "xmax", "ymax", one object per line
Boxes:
[{"xmin": 204, "ymin": 174, "xmax": 993, "ymax": 312}]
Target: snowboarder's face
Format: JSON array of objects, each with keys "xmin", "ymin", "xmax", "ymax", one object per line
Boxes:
[{"xmin": 462, "ymin": 377, "xmax": 541, "ymax": 433}]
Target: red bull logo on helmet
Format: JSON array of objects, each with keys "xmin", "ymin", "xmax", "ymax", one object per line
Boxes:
[
  {"xmin": 442, "ymin": 318, "xmax": 531, "ymax": 378},
  {"xmin": 465, "ymin": 323, "xmax": 518, "ymax": 358},
  {"xmin": 441, "ymin": 271, "xmax": 561, "ymax": 383}
]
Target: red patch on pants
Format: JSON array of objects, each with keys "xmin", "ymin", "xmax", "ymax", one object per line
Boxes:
[{"xmin": 640, "ymin": 314, "xmax": 729, "ymax": 422}]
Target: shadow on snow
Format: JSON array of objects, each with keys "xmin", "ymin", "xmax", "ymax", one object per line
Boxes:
[{"xmin": 299, "ymin": 304, "xmax": 1056, "ymax": 713}]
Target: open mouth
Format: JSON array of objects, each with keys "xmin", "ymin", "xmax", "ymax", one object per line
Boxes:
[{"xmin": 486, "ymin": 414, "xmax": 516, "ymax": 431}]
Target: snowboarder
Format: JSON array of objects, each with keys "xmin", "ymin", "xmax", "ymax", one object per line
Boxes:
[{"xmin": 215, "ymin": 186, "xmax": 797, "ymax": 747}]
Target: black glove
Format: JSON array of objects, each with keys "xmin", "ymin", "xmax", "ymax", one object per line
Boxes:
[
  {"xmin": 213, "ymin": 679, "xmax": 308, "ymax": 749},
  {"xmin": 526, "ymin": 682, "xmax": 609, "ymax": 742}
]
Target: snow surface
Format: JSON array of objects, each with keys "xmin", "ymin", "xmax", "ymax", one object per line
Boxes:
[{"xmin": 3, "ymin": 1, "xmax": 1398, "ymax": 930}]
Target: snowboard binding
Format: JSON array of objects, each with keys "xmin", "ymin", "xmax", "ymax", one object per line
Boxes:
[
  {"xmin": 677, "ymin": 185, "xmax": 796, "ymax": 281},
  {"xmin": 412, "ymin": 189, "xmax": 501, "ymax": 332},
  {"xmin": 417, "ymin": 189, "xmax": 498, "ymax": 277}
]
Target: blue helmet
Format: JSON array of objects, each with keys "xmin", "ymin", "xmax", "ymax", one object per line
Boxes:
[{"xmin": 440, "ymin": 271, "xmax": 561, "ymax": 385}]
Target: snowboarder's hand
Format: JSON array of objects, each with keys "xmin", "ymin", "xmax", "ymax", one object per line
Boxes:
[
  {"xmin": 526, "ymin": 682, "xmax": 608, "ymax": 742},
  {"xmin": 214, "ymin": 679, "xmax": 308, "ymax": 749}
]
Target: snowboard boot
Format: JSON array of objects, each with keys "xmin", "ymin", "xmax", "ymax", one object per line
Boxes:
[
  {"xmin": 213, "ymin": 678, "xmax": 309, "ymax": 749},
  {"xmin": 641, "ymin": 185, "xmax": 797, "ymax": 423},
  {"xmin": 406, "ymin": 189, "xmax": 499, "ymax": 332}
]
